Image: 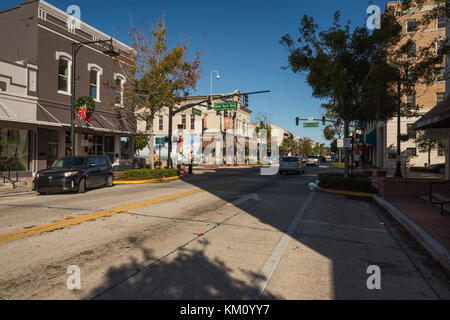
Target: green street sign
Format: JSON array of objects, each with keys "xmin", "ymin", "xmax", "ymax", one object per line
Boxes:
[
  {"xmin": 155, "ymin": 137, "xmax": 165, "ymax": 145},
  {"xmin": 192, "ymin": 108, "xmax": 202, "ymax": 116},
  {"xmin": 214, "ymin": 102, "xmax": 237, "ymax": 110},
  {"xmin": 303, "ymin": 122, "xmax": 319, "ymax": 128}
]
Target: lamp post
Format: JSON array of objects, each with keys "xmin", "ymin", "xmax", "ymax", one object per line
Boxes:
[
  {"xmin": 70, "ymin": 38, "xmax": 119, "ymax": 156},
  {"xmin": 210, "ymin": 70, "xmax": 220, "ymax": 129}
]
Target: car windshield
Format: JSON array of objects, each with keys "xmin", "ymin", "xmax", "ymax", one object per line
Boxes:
[
  {"xmin": 308, "ymin": 155, "xmax": 318, "ymax": 159},
  {"xmin": 52, "ymin": 157, "xmax": 86, "ymax": 169},
  {"xmin": 281, "ymin": 157, "xmax": 298, "ymax": 162}
]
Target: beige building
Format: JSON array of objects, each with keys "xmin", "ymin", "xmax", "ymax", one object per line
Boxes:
[
  {"xmin": 136, "ymin": 91, "xmax": 253, "ymax": 163},
  {"xmin": 371, "ymin": 1, "xmax": 448, "ymax": 169}
]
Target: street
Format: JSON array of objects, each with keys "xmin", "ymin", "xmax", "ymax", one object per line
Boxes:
[{"xmin": 0, "ymin": 166, "xmax": 448, "ymax": 300}]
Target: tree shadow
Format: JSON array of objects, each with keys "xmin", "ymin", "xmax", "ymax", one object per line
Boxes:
[{"xmin": 87, "ymin": 234, "xmax": 279, "ymax": 300}]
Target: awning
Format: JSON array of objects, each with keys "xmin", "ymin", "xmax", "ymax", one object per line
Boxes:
[
  {"xmin": 413, "ymin": 94, "xmax": 450, "ymax": 130},
  {"xmin": 365, "ymin": 127, "xmax": 377, "ymax": 148}
]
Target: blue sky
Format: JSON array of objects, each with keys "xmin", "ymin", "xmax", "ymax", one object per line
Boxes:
[{"xmin": 1, "ymin": 0, "xmax": 389, "ymax": 145}]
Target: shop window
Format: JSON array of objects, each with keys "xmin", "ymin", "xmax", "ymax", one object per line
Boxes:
[
  {"xmin": 120, "ymin": 136, "xmax": 130, "ymax": 159},
  {"xmin": 0, "ymin": 128, "xmax": 30, "ymax": 171},
  {"xmin": 47, "ymin": 130, "xmax": 59, "ymax": 168}
]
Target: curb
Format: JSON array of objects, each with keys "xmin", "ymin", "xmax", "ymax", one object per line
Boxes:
[
  {"xmin": 373, "ymin": 195, "xmax": 450, "ymax": 273},
  {"xmin": 113, "ymin": 176, "xmax": 180, "ymax": 185},
  {"xmin": 310, "ymin": 182, "xmax": 375, "ymax": 198}
]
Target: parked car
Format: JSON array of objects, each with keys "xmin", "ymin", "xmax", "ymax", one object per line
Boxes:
[
  {"xmin": 325, "ymin": 155, "xmax": 332, "ymax": 162},
  {"xmin": 306, "ymin": 155, "xmax": 320, "ymax": 167},
  {"xmin": 33, "ymin": 156, "xmax": 114, "ymax": 195},
  {"xmin": 279, "ymin": 156, "xmax": 306, "ymax": 175},
  {"xmin": 430, "ymin": 163, "xmax": 445, "ymax": 174}
]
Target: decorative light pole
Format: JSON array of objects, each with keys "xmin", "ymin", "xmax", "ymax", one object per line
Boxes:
[{"xmin": 70, "ymin": 38, "xmax": 119, "ymax": 156}]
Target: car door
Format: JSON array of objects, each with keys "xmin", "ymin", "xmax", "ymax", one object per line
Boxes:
[
  {"xmin": 86, "ymin": 156, "xmax": 100, "ymax": 187},
  {"xmin": 96, "ymin": 156, "xmax": 108, "ymax": 185}
]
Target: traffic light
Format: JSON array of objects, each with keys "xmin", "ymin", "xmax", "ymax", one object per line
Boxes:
[
  {"xmin": 296, "ymin": 117, "xmax": 300, "ymax": 126},
  {"xmin": 322, "ymin": 116, "xmax": 326, "ymax": 126},
  {"xmin": 243, "ymin": 95, "xmax": 249, "ymax": 108},
  {"xmin": 164, "ymin": 136, "xmax": 170, "ymax": 143},
  {"xmin": 207, "ymin": 97, "xmax": 212, "ymax": 110}
]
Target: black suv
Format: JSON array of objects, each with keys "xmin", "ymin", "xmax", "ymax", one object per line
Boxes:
[{"xmin": 33, "ymin": 156, "xmax": 114, "ymax": 195}]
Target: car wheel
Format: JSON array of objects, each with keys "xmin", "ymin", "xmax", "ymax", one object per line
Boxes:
[
  {"xmin": 78, "ymin": 178, "xmax": 86, "ymax": 193},
  {"xmin": 106, "ymin": 175, "xmax": 114, "ymax": 188}
]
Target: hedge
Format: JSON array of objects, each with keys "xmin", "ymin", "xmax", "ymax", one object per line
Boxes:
[
  {"xmin": 122, "ymin": 168, "xmax": 180, "ymax": 180},
  {"xmin": 331, "ymin": 163, "xmax": 345, "ymax": 168},
  {"xmin": 318, "ymin": 173, "xmax": 377, "ymax": 194}
]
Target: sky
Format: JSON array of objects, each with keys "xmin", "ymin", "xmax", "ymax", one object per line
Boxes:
[{"xmin": 0, "ymin": 0, "xmax": 390, "ymax": 145}]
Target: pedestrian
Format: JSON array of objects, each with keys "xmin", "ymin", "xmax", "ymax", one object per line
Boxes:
[
  {"xmin": 188, "ymin": 150, "xmax": 193, "ymax": 174},
  {"xmin": 153, "ymin": 151, "xmax": 158, "ymax": 168}
]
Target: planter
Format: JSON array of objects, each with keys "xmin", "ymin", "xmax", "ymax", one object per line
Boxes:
[{"xmin": 376, "ymin": 171, "xmax": 388, "ymax": 177}]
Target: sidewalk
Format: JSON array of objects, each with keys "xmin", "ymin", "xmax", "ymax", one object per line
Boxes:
[{"xmin": 374, "ymin": 195, "xmax": 450, "ymax": 272}]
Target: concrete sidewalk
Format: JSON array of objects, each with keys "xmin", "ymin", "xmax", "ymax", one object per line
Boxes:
[{"xmin": 374, "ymin": 196, "xmax": 450, "ymax": 273}]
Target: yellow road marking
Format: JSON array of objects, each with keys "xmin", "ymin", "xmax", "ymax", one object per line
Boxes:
[{"xmin": 0, "ymin": 180, "xmax": 238, "ymax": 244}]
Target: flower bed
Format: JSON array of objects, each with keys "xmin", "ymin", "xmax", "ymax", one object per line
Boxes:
[
  {"xmin": 318, "ymin": 173, "xmax": 377, "ymax": 194},
  {"xmin": 120, "ymin": 168, "xmax": 180, "ymax": 180}
]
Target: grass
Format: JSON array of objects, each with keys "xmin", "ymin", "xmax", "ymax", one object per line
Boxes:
[{"xmin": 318, "ymin": 173, "xmax": 377, "ymax": 194}]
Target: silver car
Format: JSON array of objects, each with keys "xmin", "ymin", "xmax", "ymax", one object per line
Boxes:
[
  {"xmin": 306, "ymin": 155, "xmax": 320, "ymax": 167},
  {"xmin": 279, "ymin": 156, "xmax": 306, "ymax": 175}
]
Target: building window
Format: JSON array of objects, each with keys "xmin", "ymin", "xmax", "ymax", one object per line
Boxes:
[
  {"xmin": 437, "ymin": 16, "xmax": 446, "ymax": 29},
  {"xmin": 90, "ymin": 69, "xmax": 99, "ymax": 100},
  {"xmin": 88, "ymin": 64, "xmax": 103, "ymax": 101},
  {"xmin": 438, "ymin": 147, "xmax": 445, "ymax": 157},
  {"xmin": 159, "ymin": 116, "xmax": 163, "ymax": 131},
  {"xmin": 0, "ymin": 128, "xmax": 31, "ymax": 171},
  {"xmin": 437, "ymin": 68, "xmax": 445, "ymax": 82},
  {"xmin": 407, "ymin": 42, "xmax": 416, "ymax": 59},
  {"xmin": 407, "ymin": 124, "xmax": 416, "ymax": 140},
  {"xmin": 407, "ymin": 69, "xmax": 417, "ymax": 85},
  {"xmin": 407, "ymin": 148, "xmax": 417, "ymax": 157},
  {"xmin": 114, "ymin": 73, "xmax": 126, "ymax": 107},
  {"xmin": 120, "ymin": 136, "xmax": 130, "ymax": 159},
  {"xmin": 191, "ymin": 115, "xmax": 195, "ymax": 130},
  {"xmin": 437, "ymin": 92, "xmax": 445, "ymax": 104},
  {"xmin": 406, "ymin": 19, "xmax": 417, "ymax": 33},
  {"xmin": 181, "ymin": 115, "xmax": 186, "ymax": 129},
  {"xmin": 58, "ymin": 58, "xmax": 70, "ymax": 93},
  {"xmin": 406, "ymin": 95, "xmax": 416, "ymax": 108}
]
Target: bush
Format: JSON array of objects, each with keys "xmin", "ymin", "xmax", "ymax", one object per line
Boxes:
[
  {"xmin": 318, "ymin": 173, "xmax": 376, "ymax": 194},
  {"xmin": 331, "ymin": 162, "xmax": 345, "ymax": 168},
  {"xmin": 122, "ymin": 168, "xmax": 180, "ymax": 180}
]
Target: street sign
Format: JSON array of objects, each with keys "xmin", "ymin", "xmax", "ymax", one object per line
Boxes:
[
  {"xmin": 192, "ymin": 108, "xmax": 202, "ymax": 116},
  {"xmin": 303, "ymin": 122, "xmax": 319, "ymax": 128},
  {"xmin": 155, "ymin": 137, "xmax": 165, "ymax": 145},
  {"xmin": 214, "ymin": 102, "xmax": 237, "ymax": 110}
]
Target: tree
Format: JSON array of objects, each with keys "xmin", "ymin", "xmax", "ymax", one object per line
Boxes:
[
  {"xmin": 120, "ymin": 19, "xmax": 202, "ymax": 169},
  {"xmin": 298, "ymin": 137, "xmax": 314, "ymax": 157},
  {"xmin": 415, "ymin": 132, "xmax": 445, "ymax": 166},
  {"xmin": 281, "ymin": 12, "xmax": 399, "ymax": 177},
  {"xmin": 134, "ymin": 135, "xmax": 148, "ymax": 155}
]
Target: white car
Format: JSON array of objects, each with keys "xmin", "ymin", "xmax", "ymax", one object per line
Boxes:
[
  {"xmin": 306, "ymin": 155, "xmax": 320, "ymax": 167},
  {"xmin": 279, "ymin": 157, "xmax": 306, "ymax": 175}
]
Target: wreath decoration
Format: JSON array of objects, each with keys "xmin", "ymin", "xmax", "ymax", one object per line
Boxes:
[{"xmin": 74, "ymin": 96, "xmax": 96, "ymax": 123}]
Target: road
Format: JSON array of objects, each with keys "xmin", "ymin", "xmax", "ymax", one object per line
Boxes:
[{"xmin": 0, "ymin": 165, "xmax": 449, "ymax": 300}]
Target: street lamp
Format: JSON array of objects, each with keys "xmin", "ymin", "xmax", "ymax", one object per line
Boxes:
[
  {"xmin": 70, "ymin": 38, "xmax": 119, "ymax": 156},
  {"xmin": 210, "ymin": 70, "xmax": 220, "ymax": 132}
]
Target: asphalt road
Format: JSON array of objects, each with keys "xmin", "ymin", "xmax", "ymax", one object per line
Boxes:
[{"xmin": 0, "ymin": 165, "xmax": 449, "ymax": 300}]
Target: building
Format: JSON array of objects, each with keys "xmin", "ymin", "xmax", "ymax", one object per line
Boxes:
[
  {"xmin": 137, "ymin": 92, "xmax": 254, "ymax": 164},
  {"xmin": 0, "ymin": 0, "xmax": 136, "ymax": 176},
  {"xmin": 366, "ymin": 1, "xmax": 448, "ymax": 168}
]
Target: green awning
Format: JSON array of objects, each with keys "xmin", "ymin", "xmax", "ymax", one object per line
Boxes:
[{"xmin": 366, "ymin": 127, "xmax": 377, "ymax": 148}]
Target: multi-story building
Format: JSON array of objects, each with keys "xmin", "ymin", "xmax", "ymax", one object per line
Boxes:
[
  {"xmin": 0, "ymin": 0, "xmax": 136, "ymax": 176},
  {"xmin": 137, "ymin": 92, "xmax": 254, "ymax": 163},
  {"xmin": 366, "ymin": 1, "xmax": 448, "ymax": 168}
]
